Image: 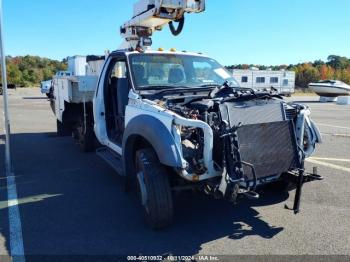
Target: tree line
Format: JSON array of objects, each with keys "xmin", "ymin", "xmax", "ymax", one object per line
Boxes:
[
  {"xmin": 1, "ymin": 56, "xmax": 67, "ymax": 87},
  {"xmin": 1, "ymin": 55, "xmax": 350, "ymax": 89},
  {"xmin": 226, "ymin": 55, "xmax": 350, "ymax": 88}
]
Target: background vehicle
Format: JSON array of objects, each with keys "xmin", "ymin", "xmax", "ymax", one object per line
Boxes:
[
  {"xmin": 50, "ymin": 0, "xmax": 322, "ymax": 229},
  {"xmin": 42, "ymin": 72, "xmax": 73, "ymax": 98},
  {"xmin": 309, "ymin": 80, "xmax": 350, "ymax": 97},
  {"xmin": 40, "ymin": 80, "xmax": 53, "ymax": 97},
  {"xmin": 0, "ymin": 84, "xmax": 16, "ymax": 95},
  {"xmin": 232, "ymin": 69, "xmax": 295, "ymax": 96}
]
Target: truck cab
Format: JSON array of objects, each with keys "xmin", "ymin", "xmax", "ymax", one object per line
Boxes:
[{"xmin": 94, "ymin": 50, "xmax": 235, "ymax": 154}]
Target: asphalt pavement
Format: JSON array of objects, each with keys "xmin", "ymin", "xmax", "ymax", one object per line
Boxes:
[{"xmin": 0, "ymin": 89, "xmax": 350, "ymax": 258}]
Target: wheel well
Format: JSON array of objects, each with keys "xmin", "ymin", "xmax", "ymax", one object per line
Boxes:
[
  {"xmin": 124, "ymin": 135, "xmax": 180, "ymax": 189},
  {"xmin": 133, "ymin": 136, "xmax": 153, "ymax": 154},
  {"xmin": 124, "ymin": 135, "xmax": 155, "ymax": 177}
]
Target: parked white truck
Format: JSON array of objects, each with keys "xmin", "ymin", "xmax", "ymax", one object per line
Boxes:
[{"xmin": 51, "ymin": 0, "xmax": 323, "ymax": 229}]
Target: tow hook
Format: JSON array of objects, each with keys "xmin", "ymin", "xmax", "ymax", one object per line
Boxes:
[{"xmin": 305, "ymin": 167, "xmax": 324, "ymax": 182}]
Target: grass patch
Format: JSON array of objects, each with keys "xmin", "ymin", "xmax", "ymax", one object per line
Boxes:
[{"xmin": 294, "ymin": 88, "xmax": 317, "ymax": 96}]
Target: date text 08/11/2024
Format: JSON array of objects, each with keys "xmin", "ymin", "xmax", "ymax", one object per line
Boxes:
[{"xmin": 127, "ymin": 255, "xmax": 220, "ymax": 261}]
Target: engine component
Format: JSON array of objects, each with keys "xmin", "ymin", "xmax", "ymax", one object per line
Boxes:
[{"xmin": 186, "ymin": 99, "xmax": 214, "ymax": 113}]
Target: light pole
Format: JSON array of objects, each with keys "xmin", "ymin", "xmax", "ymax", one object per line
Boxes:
[{"xmin": 0, "ymin": 0, "xmax": 12, "ymax": 174}]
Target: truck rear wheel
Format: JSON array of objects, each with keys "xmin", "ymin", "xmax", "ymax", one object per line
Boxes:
[
  {"xmin": 76, "ymin": 116, "xmax": 95, "ymax": 153},
  {"xmin": 57, "ymin": 120, "xmax": 72, "ymax": 137},
  {"xmin": 135, "ymin": 149, "xmax": 173, "ymax": 229}
]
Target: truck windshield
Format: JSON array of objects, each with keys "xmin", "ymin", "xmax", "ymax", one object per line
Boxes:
[{"xmin": 129, "ymin": 54, "xmax": 239, "ymax": 90}]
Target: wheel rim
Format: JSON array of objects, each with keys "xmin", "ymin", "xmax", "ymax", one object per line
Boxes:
[{"xmin": 137, "ymin": 171, "xmax": 149, "ymax": 213}]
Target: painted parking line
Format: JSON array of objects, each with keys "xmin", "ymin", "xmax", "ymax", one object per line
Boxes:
[
  {"xmin": 331, "ymin": 134, "xmax": 350, "ymax": 138},
  {"xmin": 307, "ymin": 158, "xmax": 350, "ymax": 173},
  {"xmin": 311, "ymin": 109, "xmax": 350, "ymax": 112},
  {"xmin": 310, "ymin": 157, "xmax": 350, "ymax": 162},
  {"xmin": 6, "ymin": 173, "xmax": 25, "ymax": 262},
  {"xmin": 316, "ymin": 123, "xmax": 350, "ymax": 130},
  {"xmin": 321, "ymin": 132, "xmax": 350, "ymax": 138}
]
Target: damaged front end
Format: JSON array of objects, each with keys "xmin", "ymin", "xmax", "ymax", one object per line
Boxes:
[{"xmin": 166, "ymin": 87, "xmax": 322, "ymax": 213}]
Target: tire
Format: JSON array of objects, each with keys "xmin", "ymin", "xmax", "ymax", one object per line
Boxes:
[
  {"xmin": 57, "ymin": 120, "xmax": 72, "ymax": 137},
  {"xmin": 135, "ymin": 149, "xmax": 173, "ymax": 229},
  {"xmin": 76, "ymin": 116, "xmax": 95, "ymax": 153},
  {"xmin": 48, "ymin": 87, "xmax": 54, "ymax": 99},
  {"xmin": 0, "ymin": 87, "xmax": 3, "ymax": 96}
]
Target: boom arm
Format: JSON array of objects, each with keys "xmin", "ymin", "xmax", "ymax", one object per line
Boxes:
[{"xmin": 120, "ymin": 0, "xmax": 205, "ymax": 50}]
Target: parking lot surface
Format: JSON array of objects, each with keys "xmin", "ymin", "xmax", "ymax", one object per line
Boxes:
[{"xmin": 1, "ymin": 89, "xmax": 350, "ymax": 257}]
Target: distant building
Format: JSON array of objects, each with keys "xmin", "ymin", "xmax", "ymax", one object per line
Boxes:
[{"xmin": 232, "ymin": 69, "xmax": 296, "ymax": 95}]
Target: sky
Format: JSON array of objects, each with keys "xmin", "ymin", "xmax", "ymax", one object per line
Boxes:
[{"xmin": 3, "ymin": 0, "xmax": 350, "ymax": 66}]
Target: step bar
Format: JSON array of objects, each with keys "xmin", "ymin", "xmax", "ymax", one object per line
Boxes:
[{"xmin": 96, "ymin": 147, "xmax": 124, "ymax": 176}]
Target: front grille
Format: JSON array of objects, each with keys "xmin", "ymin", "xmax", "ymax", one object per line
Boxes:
[{"xmin": 237, "ymin": 121, "xmax": 299, "ymax": 180}]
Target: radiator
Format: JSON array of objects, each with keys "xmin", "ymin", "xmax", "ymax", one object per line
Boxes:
[
  {"xmin": 237, "ymin": 121, "xmax": 299, "ymax": 180},
  {"xmin": 220, "ymin": 101, "xmax": 300, "ymax": 180}
]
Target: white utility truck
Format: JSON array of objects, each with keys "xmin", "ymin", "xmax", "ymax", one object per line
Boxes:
[{"xmin": 51, "ymin": 0, "xmax": 323, "ymax": 229}]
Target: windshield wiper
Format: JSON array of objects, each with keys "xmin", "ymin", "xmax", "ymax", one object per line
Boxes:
[
  {"xmin": 139, "ymin": 83, "xmax": 223, "ymax": 91},
  {"xmin": 159, "ymin": 86, "xmax": 214, "ymax": 94},
  {"xmin": 199, "ymin": 84, "xmax": 222, "ymax": 88},
  {"xmin": 138, "ymin": 85, "xmax": 194, "ymax": 92},
  {"xmin": 140, "ymin": 86, "xmax": 215, "ymax": 96},
  {"xmin": 137, "ymin": 85, "xmax": 174, "ymax": 91}
]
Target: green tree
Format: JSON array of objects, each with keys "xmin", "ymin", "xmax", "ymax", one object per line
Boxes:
[
  {"xmin": 7, "ymin": 63, "xmax": 22, "ymax": 85},
  {"xmin": 327, "ymin": 55, "xmax": 350, "ymax": 70},
  {"xmin": 3, "ymin": 55, "xmax": 68, "ymax": 87},
  {"xmin": 295, "ymin": 63, "xmax": 321, "ymax": 88}
]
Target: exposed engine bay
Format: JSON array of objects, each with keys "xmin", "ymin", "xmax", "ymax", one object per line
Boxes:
[
  {"xmin": 146, "ymin": 84, "xmax": 322, "ymax": 210},
  {"xmin": 157, "ymin": 86, "xmax": 304, "ymax": 176}
]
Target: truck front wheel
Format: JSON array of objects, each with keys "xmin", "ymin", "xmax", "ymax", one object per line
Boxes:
[{"xmin": 135, "ymin": 149, "xmax": 173, "ymax": 229}]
